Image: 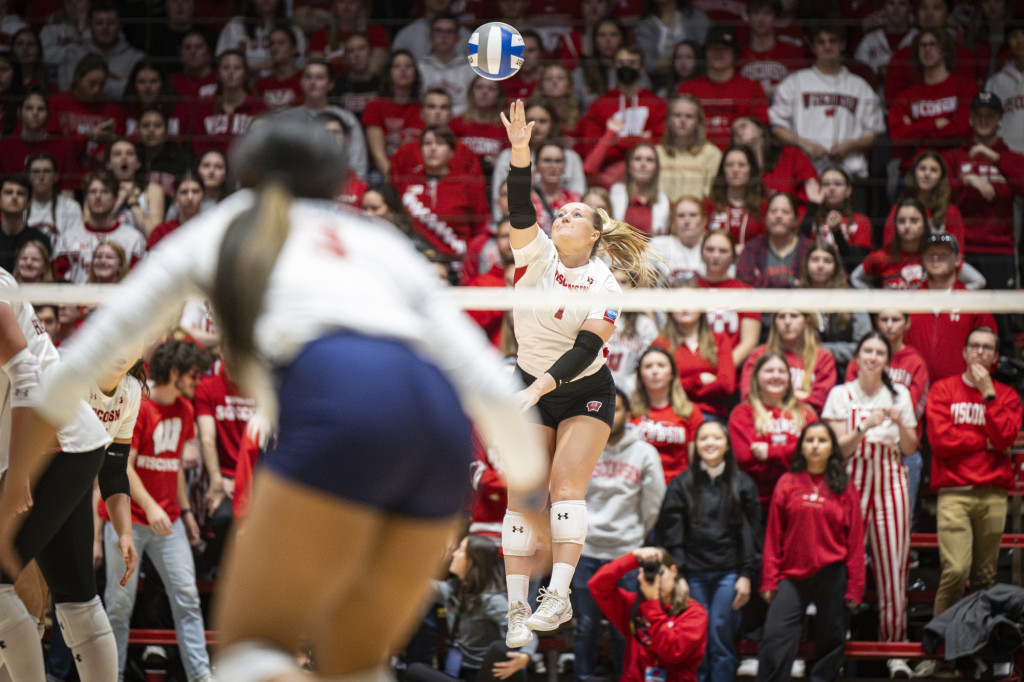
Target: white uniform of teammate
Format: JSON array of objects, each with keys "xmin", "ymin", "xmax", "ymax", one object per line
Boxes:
[
  {"xmin": 511, "ymin": 229, "xmax": 621, "ymax": 381},
  {"xmin": 769, "ymin": 65, "xmax": 885, "ymax": 178},
  {"xmin": 822, "ymin": 381, "xmax": 916, "ymax": 643}
]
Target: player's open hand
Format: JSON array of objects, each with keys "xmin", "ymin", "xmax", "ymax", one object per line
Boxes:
[{"xmin": 501, "ymin": 100, "xmax": 535, "ymax": 150}]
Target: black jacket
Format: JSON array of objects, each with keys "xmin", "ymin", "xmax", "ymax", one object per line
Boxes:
[{"xmin": 922, "ymin": 584, "xmax": 1024, "ymax": 660}]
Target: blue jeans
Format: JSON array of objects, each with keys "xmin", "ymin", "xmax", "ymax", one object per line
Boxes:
[
  {"xmin": 687, "ymin": 571, "xmax": 741, "ymax": 682},
  {"xmin": 904, "ymin": 451, "xmax": 922, "ymax": 530},
  {"xmin": 104, "ymin": 520, "xmax": 211, "ymax": 682},
  {"xmin": 571, "ymin": 555, "xmax": 636, "ymax": 682}
]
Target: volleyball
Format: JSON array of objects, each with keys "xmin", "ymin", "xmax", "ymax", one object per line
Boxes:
[{"xmin": 467, "ymin": 22, "xmax": 525, "ymax": 81}]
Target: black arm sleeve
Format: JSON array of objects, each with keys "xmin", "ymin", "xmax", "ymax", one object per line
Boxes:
[
  {"xmin": 546, "ymin": 329, "xmax": 604, "ymax": 386},
  {"xmin": 507, "ymin": 164, "xmax": 537, "ymax": 230},
  {"xmin": 99, "ymin": 441, "xmax": 131, "ymax": 500}
]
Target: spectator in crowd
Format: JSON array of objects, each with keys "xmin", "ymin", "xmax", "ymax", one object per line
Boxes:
[
  {"xmin": 802, "ymin": 169, "xmax": 872, "ymax": 274},
  {"xmin": 419, "ymin": 14, "xmax": 476, "ymax": 118},
  {"xmin": 576, "ymin": 44, "xmax": 667, "ymax": 179},
  {"xmin": 983, "ymin": 16, "xmax": 1024, "ymax": 152},
  {"xmin": 25, "ymin": 152, "xmax": 82, "ymax": 252},
  {"xmin": 499, "ymin": 28, "xmax": 545, "ymax": 103},
  {"xmin": 0, "ymin": 173, "xmax": 48, "ymax": 273},
  {"xmin": 554, "ymin": 0, "xmax": 615, "ymax": 72},
  {"xmin": 883, "ymin": 0, "xmax": 977, "ymax": 104},
  {"xmin": 328, "ymin": 32, "xmax": 382, "ymax": 119},
  {"xmin": 677, "ymin": 25, "xmax": 769, "ymax": 150},
  {"xmin": 52, "ymin": 302, "xmax": 80, "ymax": 346},
  {"xmin": 531, "ymin": 141, "xmax": 583, "ymax": 235},
  {"xmin": 0, "ymin": 92, "xmax": 73, "ymax": 184},
  {"xmin": 390, "ymin": 89, "xmax": 480, "ymax": 188},
  {"xmin": 48, "ymin": 54, "xmax": 126, "ymax": 177},
  {"xmin": 741, "ymin": 309, "xmax": 838, "ymax": 414},
  {"xmin": 730, "ymin": 351, "xmax": 816, "ymax": 516},
  {"xmin": 703, "ymin": 145, "xmax": 766, "ymax": 252},
  {"xmin": 738, "ymin": 0, "xmax": 805, "ymax": 99},
  {"xmin": 606, "ymin": 143, "xmax": 671, "ymax": 237},
  {"xmin": 57, "ymin": 1, "xmax": 144, "ymax": 100},
  {"xmin": 538, "ymin": 64, "xmax": 581, "ymax": 141},
  {"xmin": 770, "ymin": 23, "xmax": 884, "ymax": 190},
  {"xmin": 313, "ymin": 111, "xmax": 368, "ymax": 208},
  {"xmin": 654, "ymin": 297, "xmax": 736, "ymax": 420},
  {"xmin": 12, "ymin": 239, "xmax": 53, "ymax": 283},
  {"xmin": 53, "ymin": 171, "xmax": 147, "ymax": 282},
  {"xmin": 394, "ymin": 125, "xmax": 489, "ymax": 272},
  {"xmin": 308, "ymin": 0, "xmax": 390, "ymax": 77},
  {"xmin": 144, "ymin": 0, "xmax": 218, "ymax": 72},
  {"xmin": 148, "ymin": 169, "xmax": 204, "ymax": 248},
  {"xmin": 736, "ymin": 192, "xmax": 813, "ymax": 289},
  {"xmin": 104, "ymin": 137, "xmax": 165, "ymax": 237},
  {"xmin": 650, "ymin": 195, "xmax": 708, "ymax": 282},
  {"xmin": 450, "ymin": 76, "xmax": 506, "ymax": 178},
  {"xmin": 756, "ymin": 422, "xmax": 865, "ymax": 682},
  {"xmin": 660, "ymin": 40, "xmax": 704, "ymax": 97},
  {"xmin": 731, "ymin": 115, "xmax": 817, "ymax": 205},
  {"xmin": 363, "ymin": 50, "xmax": 423, "ymax": 179},
  {"xmin": 605, "ymin": 271, "xmax": 660, "ymax": 396},
  {"xmin": 966, "ymin": 0, "xmax": 1012, "ymax": 82},
  {"xmin": 888, "ymin": 28, "xmax": 978, "ymax": 175},
  {"xmin": 462, "ymin": 219, "xmax": 513, "ymax": 345},
  {"xmin": 697, "ymin": 230, "xmax": 760, "ymax": 367},
  {"xmin": 139, "ymin": 108, "xmax": 193, "ymax": 197},
  {"xmin": 925, "ymin": 327, "xmax": 1023, "ymax": 621},
  {"xmin": 86, "ymin": 240, "xmax": 129, "ymax": 284},
  {"xmin": 215, "ymin": 0, "xmax": 306, "ymax": 79},
  {"xmin": 881, "ymin": 151, "xmax": 965, "ymax": 249},
  {"xmin": 100, "ymin": 339, "xmax": 213, "ymax": 682},
  {"xmin": 854, "ymin": 0, "xmax": 915, "ymax": 81},
  {"xmin": 123, "ymin": 59, "xmax": 185, "ymax": 139},
  {"xmin": 904, "ymin": 233, "xmax": 998, "ymax": 383},
  {"xmin": 656, "ymin": 420, "xmax": 759, "ymax": 682},
  {"xmin": 633, "ymin": 0, "xmax": 710, "ymax": 90},
  {"xmin": 846, "ymin": 309, "xmax": 929, "ymax": 531},
  {"xmin": 406, "ymin": 534, "xmax": 533, "ymax": 682},
  {"xmin": 823, "ymin": 331, "xmax": 918, "ymax": 679},
  {"xmin": 392, "ymin": 0, "xmax": 470, "ymax": 61},
  {"xmin": 253, "ymin": 25, "xmax": 303, "ymax": 111},
  {"xmin": 492, "ymin": 100, "xmax": 586, "ymax": 221},
  {"xmin": 184, "ymin": 50, "xmax": 266, "ymax": 157},
  {"xmin": 852, "ymin": 196, "xmax": 929, "ymax": 290},
  {"xmin": 590, "ymin": 546, "xmax": 707, "ymax": 682},
  {"xmin": 41, "ymin": 0, "xmax": 91, "ymax": 79},
  {"xmin": 657, "ymin": 95, "xmax": 722, "ymax": 203},
  {"xmin": 574, "ymin": 389, "xmax": 666, "ymax": 682},
  {"xmin": 12, "ymin": 28, "xmax": 50, "ymax": 94},
  {"xmin": 631, "ymin": 345, "xmax": 704, "ymax": 486},
  {"xmin": 170, "ymin": 30, "xmax": 217, "ymax": 103},
  {"xmin": 196, "ymin": 148, "xmax": 232, "ymax": 207},
  {"xmin": 943, "ymin": 92, "xmax": 1024, "ymax": 297},
  {"xmin": 195, "ymin": 360, "xmax": 256, "ymax": 578},
  {"xmin": 800, "ymin": 242, "xmax": 872, "ymax": 376},
  {"xmin": 573, "ymin": 18, "xmax": 639, "ymax": 108},
  {"xmin": 274, "ymin": 60, "xmax": 368, "ymax": 181}
]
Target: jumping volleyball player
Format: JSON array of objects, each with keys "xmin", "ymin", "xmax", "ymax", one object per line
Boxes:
[
  {"xmin": 500, "ymin": 100, "xmax": 657, "ymax": 646},
  {"xmin": 0, "ymin": 120, "xmax": 547, "ymax": 682}
]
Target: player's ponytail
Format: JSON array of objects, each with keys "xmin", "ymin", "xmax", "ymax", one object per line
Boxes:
[{"xmin": 592, "ymin": 208, "xmax": 660, "ymax": 288}]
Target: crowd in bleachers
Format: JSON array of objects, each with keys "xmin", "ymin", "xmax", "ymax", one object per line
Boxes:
[{"xmin": 7, "ymin": 0, "xmax": 1024, "ymax": 680}]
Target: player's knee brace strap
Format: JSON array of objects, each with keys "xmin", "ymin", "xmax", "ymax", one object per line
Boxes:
[
  {"xmin": 550, "ymin": 500, "xmax": 587, "ymax": 544},
  {"xmin": 216, "ymin": 641, "xmax": 302, "ymax": 682},
  {"xmin": 502, "ymin": 510, "xmax": 537, "ymax": 557},
  {"xmin": 55, "ymin": 597, "xmax": 111, "ymax": 648}
]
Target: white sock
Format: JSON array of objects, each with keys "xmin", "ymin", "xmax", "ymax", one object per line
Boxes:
[
  {"xmin": 506, "ymin": 574, "xmax": 529, "ymax": 605},
  {"xmin": 0, "ymin": 585, "xmax": 45, "ymax": 681},
  {"xmin": 548, "ymin": 563, "xmax": 574, "ymax": 596}
]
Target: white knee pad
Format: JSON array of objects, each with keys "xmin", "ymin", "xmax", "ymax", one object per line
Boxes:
[
  {"xmin": 501, "ymin": 510, "xmax": 537, "ymax": 557},
  {"xmin": 215, "ymin": 641, "xmax": 301, "ymax": 682},
  {"xmin": 550, "ymin": 500, "xmax": 587, "ymax": 545},
  {"xmin": 55, "ymin": 597, "xmax": 112, "ymax": 648}
]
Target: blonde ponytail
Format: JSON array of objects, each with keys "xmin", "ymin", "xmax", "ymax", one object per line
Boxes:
[{"xmin": 592, "ymin": 208, "xmax": 661, "ymax": 288}]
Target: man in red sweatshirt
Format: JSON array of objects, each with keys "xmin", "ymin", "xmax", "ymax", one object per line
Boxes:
[{"xmin": 925, "ymin": 326, "xmax": 1022, "ymax": 617}]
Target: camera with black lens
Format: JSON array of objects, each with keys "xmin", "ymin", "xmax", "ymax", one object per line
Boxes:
[{"xmin": 640, "ymin": 558, "xmax": 662, "ymax": 582}]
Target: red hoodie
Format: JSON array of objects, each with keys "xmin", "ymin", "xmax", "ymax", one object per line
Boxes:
[
  {"xmin": 729, "ymin": 402, "xmax": 818, "ymax": 510},
  {"xmin": 904, "ymin": 281, "xmax": 998, "ymax": 383},
  {"xmin": 942, "ymin": 138, "xmax": 1024, "ymax": 255},
  {"xmin": 888, "ymin": 74, "xmax": 977, "ymax": 171}
]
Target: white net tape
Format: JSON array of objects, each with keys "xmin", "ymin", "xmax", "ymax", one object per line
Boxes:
[{"xmin": 7, "ymin": 283, "xmax": 1024, "ymax": 313}]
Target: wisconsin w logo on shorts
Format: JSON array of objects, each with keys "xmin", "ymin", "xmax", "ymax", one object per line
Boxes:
[{"xmin": 586, "ymin": 401, "xmax": 602, "ymax": 412}]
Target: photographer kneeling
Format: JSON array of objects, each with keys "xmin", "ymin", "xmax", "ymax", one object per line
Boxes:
[{"xmin": 589, "ymin": 547, "xmax": 708, "ymax": 682}]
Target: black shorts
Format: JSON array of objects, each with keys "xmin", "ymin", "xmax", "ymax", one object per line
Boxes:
[{"xmin": 517, "ymin": 365, "xmax": 616, "ymax": 429}]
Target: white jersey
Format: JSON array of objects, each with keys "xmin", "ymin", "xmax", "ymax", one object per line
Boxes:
[
  {"xmin": 54, "ymin": 220, "xmax": 148, "ymax": 284},
  {"xmin": 986, "ymin": 63, "xmax": 1024, "ymax": 153},
  {"xmin": 769, "ymin": 66, "xmax": 885, "ymax": 178},
  {"xmin": 87, "ymin": 374, "xmax": 142, "ymax": 442},
  {"xmin": 854, "ymin": 28, "xmax": 916, "ymax": 76},
  {"xmin": 605, "ymin": 313, "xmax": 658, "ymax": 396},
  {"xmin": 821, "ymin": 380, "xmax": 916, "ymax": 454},
  {"xmin": 27, "ymin": 196, "xmax": 85, "ymax": 254},
  {"xmin": 0, "ymin": 270, "xmax": 110, "ymax": 472},
  {"xmin": 39, "ymin": 192, "xmax": 544, "ymax": 491},
  {"xmin": 511, "ymin": 229, "xmax": 621, "ymax": 380},
  {"xmin": 648, "ymin": 235, "xmax": 708, "ymax": 283}
]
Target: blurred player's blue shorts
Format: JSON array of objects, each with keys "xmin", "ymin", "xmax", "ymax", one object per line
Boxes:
[{"xmin": 267, "ymin": 332, "xmax": 473, "ymax": 518}]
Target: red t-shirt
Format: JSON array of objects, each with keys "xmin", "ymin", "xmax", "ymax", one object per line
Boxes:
[
  {"xmin": 170, "ymin": 71, "xmax": 219, "ymax": 103},
  {"xmin": 448, "ymin": 116, "xmax": 507, "ymax": 165},
  {"xmin": 362, "ymin": 97, "xmax": 424, "ymax": 158},
  {"xmin": 255, "ymin": 72, "xmax": 304, "ymax": 110},
  {"xmin": 695, "ymin": 276, "xmax": 760, "ymax": 351},
  {"xmin": 739, "ymin": 41, "xmax": 807, "ymax": 96},
  {"xmin": 888, "ymin": 75, "xmax": 977, "ymax": 170},
  {"xmin": 677, "ymin": 73, "xmax": 769, "ymax": 150},
  {"xmin": 630, "ymin": 405, "xmax": 704, "ymax": 485},
  {"xmin": 308, "ymin": 25, "xmax": 389, "ymax": 76},
  {"xmin": 652, "ymin": 335, "xmax": 736, "ymax": 418},
  {"xmin": 126, "ymin": 397, "xmax": 195, "ymax": 526},
  {"xmin": 703, "ymin": 197, "xmax": 766, "ymax": 247},
  {"xmin": 185, "ymin": 96, "xmax": 267, "ymax": 156},
  {"xmin": 859, "ymin": 249, "xmax": 924, "ymax": 289},
  {"xmin": 762, "ymin": 146, "xmax": 818, "ymax": 204},
  {"xmin": 194, "ymin": 367, "xmax": 256, "ymax": 478},
  {"xmin": 389, "ymin": 140, "xmax": 482, "ymax": 188}
]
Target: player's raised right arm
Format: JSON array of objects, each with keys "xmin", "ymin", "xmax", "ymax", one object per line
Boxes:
[{"xmin": 501, "ymin": 100, "xmax": 539, "ymax": 250}]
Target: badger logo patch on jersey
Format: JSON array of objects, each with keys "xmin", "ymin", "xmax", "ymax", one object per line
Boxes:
[{"xmin": 587, "ymin": 401, "xmax": 602, "ymax": 412}]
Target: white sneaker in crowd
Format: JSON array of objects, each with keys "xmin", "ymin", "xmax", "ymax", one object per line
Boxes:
[
  {"xmin": 889, "ymin": 658, "xmax": 914, "ymax": 678},
  {"xmin": 736, "ymin": 658, "xmax": 760, "ymax": 677},
  {"xmin": 791, "ymin": 658, "xmax": 806, "ymax": 678}
]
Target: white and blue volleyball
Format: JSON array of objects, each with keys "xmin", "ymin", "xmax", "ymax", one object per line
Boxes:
[{"xmin": 467, "ymin": 22, "xmax": 525, "ymax": 81}]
